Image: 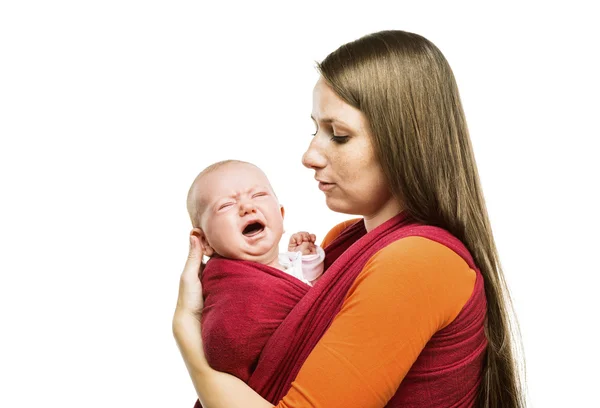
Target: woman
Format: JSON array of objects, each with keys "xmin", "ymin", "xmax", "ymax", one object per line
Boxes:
[{"xmin": 173, "ymin": 30, "xmax": 525, "ymax": 408}]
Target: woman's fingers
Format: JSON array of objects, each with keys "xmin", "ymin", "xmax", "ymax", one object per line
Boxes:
[
  {"xmin": 176, "ymin": 234, "xmax": 205, "ymax": 314},
  {"xmin": 186, "ymin": 235, "xmax": 204, "ymax": 279}
]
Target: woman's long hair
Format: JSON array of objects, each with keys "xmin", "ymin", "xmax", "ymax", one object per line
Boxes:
[{"xmin": 318, "ymin": 30, "xmax": 525, "ymax": 408}]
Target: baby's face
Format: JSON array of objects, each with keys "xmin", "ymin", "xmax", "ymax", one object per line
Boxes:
[{"xmin": 196, "ymin": 163, "xmax": 284, "ymax": 263}]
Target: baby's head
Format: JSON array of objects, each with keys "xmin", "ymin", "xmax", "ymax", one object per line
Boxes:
[{"xmin": 187, "ymin": 160, "xmax": 285, "ymax": 264}]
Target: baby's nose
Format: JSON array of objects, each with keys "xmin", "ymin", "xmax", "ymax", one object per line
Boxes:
[{"xmin": 239, "ymin": 200, "xmax": 256, "ymax": 216}]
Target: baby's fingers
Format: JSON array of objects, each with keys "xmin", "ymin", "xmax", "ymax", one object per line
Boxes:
[{"xmin": 299, "ymin": 232, "xmax": 311, "ymax": 242}]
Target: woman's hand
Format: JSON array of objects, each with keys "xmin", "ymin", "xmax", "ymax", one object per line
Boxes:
[
  {"xmin": 172, "ymin": 233, "xmax": 275, "ymax": 408},
  {"xmin": 175, "ymin": 234, "xmax": 205, "ymax": 317},
  {"xmin": 172, "ymin": 233, "xmax": 212, "ymax": 382},
  {"xmin": 172, "ymin": 233, "xmax": 206, "ymax": 364}
]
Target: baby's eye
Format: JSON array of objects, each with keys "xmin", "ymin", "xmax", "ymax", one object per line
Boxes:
[
  {"xmin": 253, "ymin": 192, "xmax": 268, "ymax": 198},
  {"xmin": 218, "ymin": 202, "xmax": 234, "ymax": 210}
]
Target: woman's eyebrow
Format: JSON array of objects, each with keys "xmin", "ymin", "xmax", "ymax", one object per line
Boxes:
[{"xmin": 310, "ymin": 115, "xmax": 350, "ymax": 127}]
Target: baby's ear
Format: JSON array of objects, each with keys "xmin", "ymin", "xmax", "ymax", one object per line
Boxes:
[
  {"xmin": 191, "ymin": 227, "xmax": 214, "ymax": 257},
  {"xmin": 279, "ymin": 205, "xmax": 286, "ymax": 233}
]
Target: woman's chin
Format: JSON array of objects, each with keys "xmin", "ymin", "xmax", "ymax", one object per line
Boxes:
[{"xmin": 325, "ymin": 197, "xmax": 357, "ymax": 215}]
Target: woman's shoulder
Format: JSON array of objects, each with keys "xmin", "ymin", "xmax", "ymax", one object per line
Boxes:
[
  {"xmin": 352, "ymin": 236, "xmax": 477, "ymax": 329},
  {"xmin": 321, "ymin": 218, "xmax": 362, "ymax": 248},
  {"xmin": 376, "ymin": 234, "xmax": 468, "ymax": 262},
  {"xmin": 366, "ymin": 236, "xmax": 475, "ymax": 285}
]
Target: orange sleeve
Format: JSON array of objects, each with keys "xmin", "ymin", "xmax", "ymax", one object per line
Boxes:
[{"xmin": 276, "ymin": 236, "xmax": 476, "ymax": 408}]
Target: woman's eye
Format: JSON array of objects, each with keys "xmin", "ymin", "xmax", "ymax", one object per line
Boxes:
[{"xmin": 331, "ymin": 135, "xmax": 349, "ymax": 144}]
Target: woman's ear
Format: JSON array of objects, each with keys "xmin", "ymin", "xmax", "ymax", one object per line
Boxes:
[{"xmin": 191, "ymin": 227, "xmax": 214, "ymax": 257}]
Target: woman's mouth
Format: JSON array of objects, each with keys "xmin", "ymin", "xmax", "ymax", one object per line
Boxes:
[{"xmin": 318, "ymin": 182, "xmax": 336, "ymax": 192}]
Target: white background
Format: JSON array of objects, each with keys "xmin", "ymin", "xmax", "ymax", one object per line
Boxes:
[{"xmin": 1, "ymin": 1, "xmax": 598, "ymax": 407}]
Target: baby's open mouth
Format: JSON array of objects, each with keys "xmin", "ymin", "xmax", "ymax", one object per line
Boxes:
[{"xmin": 242, "ymin": 222, "xmax": 265, "ymax": 236}]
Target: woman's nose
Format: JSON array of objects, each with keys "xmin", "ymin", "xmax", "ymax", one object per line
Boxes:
[{"xmin": 302, "ymin": 137, "xmax": 326, "ymax": 170}]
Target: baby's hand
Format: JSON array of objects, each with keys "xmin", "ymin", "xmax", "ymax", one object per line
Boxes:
[{"xmin": 288, "ymin": 231, "xmax": 317, "ymax": 255}]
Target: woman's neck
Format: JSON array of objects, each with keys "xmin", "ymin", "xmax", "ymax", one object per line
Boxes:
[{"xmin": 363, "ymin": 196, "xmax": 403, "ymax": 232}]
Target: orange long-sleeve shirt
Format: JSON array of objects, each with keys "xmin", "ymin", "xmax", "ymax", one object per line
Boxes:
[{"xmin": 276, "ymin": 220, "xmax": 477, "ymax": 408}]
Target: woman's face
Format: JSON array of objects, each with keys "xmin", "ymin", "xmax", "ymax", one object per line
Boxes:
[{"xmin": 303, "ymin": 77, "xmax": 401, "ymax": 229}]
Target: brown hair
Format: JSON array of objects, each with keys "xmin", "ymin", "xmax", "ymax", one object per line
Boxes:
[{"xmin": 318, "ymin": 30, "xmax": 525, "ymax": 407}]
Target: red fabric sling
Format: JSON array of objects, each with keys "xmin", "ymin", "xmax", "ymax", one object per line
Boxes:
[
  {"xmin": 194, "ymin": 211, "xmax": 487, "ymax": 407},
  {"xmin": 200, "ymin": 256, "xmax": 310, "ymax": 383}
]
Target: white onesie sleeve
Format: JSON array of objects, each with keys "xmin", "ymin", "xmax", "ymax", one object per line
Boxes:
[{"xmin": 278, "ymin": 246, "xmax": 325, "ymax": 286}]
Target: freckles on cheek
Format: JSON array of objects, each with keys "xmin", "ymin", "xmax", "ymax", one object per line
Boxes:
[
  {"xmin": 353, "ymin": 157, "xmax": 371, "ymax": 179},
  {"xmin": 337, "ymin": 155, "xmax": 354, "ymax": 177}
]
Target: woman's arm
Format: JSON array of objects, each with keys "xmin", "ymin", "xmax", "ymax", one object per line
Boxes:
[
  {"xmin": 173, "ymin": 311, "xmax": 273, "ymax": 408},
  {"xmin": 173, "ymin": 235, "xmax": 274, "ymax": 408}
]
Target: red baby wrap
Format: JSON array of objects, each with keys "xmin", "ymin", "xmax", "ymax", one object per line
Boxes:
[{"xmin": 194, "ymin": 211, "xmax": 487, "ymax": 407}]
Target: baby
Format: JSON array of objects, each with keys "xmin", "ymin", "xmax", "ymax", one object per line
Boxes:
[
  {"xmin": 186, "ymin": 159, "xmax": 329, "ymax": 384},
  {"xmin": 186, "ymin": 159, "xmax": 325, "ymax": 285}
]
